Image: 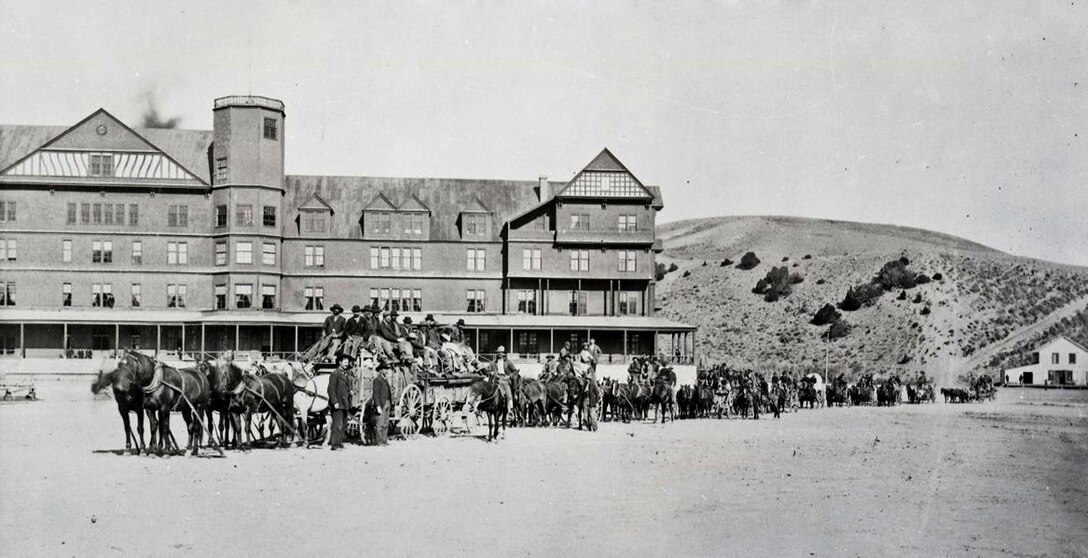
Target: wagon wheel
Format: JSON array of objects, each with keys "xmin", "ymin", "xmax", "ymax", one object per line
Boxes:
[
  {"xmin": 595, "ymin": 399, "xmax": 603, "ymax": 423},
  {"xmin": 397, "ymin": 384, "xmax": 423, "ymax": 439},
  {"xmin": 431, "ymin": 397, "xmax": 452, "ymax": 437}
]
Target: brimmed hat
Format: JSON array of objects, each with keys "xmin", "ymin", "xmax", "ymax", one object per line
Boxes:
[
  {"xmin": 337, "ymin": 353, "xmax": 355, "ymax": 364},
  {"xmin": 363, "ymin": 306, "xmax": 374, "ymax": 314},
  {"xmin": 351, "ymin": 304, "xmax": 362, "ymax": 313},
  {"xmin": 369, "ymin": 304, "xmax": 380, "ymax": 313},
  {"xmin": 456, "ymin": 319, "xmax": 465, "ymax": 326},
  {"xmin": 390, "ymin": 309, "xmax": 399, "ymax": 317},
  {"xmin": 330, "ymin": 304, "xmax": 343, "ymax": 313},
  {"xmin": 425, "ymin": 314, "xmax": 435, "ymax": 322},
  {"xmin": 403, "ymin": 316, "xmax": 413, "ymax": 324},
  {"xmin": 496, "ymin": 346, "xmax": 506, "ymax": 354},
  {"xmin": 546, "ymin": 354, "xmax": 555, "ymax": 360}
]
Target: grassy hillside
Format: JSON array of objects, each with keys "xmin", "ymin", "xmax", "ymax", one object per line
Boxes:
[{"xmin": 655, "ymin": 216, "xmax": 1088, "ymax": 385}]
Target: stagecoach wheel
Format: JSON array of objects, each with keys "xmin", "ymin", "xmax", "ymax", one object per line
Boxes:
[
  {"xmin": 398, "ymin": 384, "xmax": 423, "ymax": 439},
  {"xmin": 595, "ymin": 399, "xmax": 603, "ymax": 423},
  {"xmin": 431, "ymin": 397, "xmax": 451, "ymax": 437}
]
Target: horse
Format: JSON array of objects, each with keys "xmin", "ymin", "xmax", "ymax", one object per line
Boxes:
[
  {"xmin": 106, "ymin": 351, "xmax": 183, "ymax": 454},
  {"xmin": 91, "ymin": 360, "xmax": 146, "ymax": 454},
  {"xmin": 142, "ymin": 359, "xmax": 214, "ymax": 456},
  {"xmin": 518, "ymin": 378, "xmax": 547, "ymax": 426},
  {"xmin": 230, "ymin": 372, "xmax": 297, "ymax": 447},
  {"xmin": 565, "ymin": 374, "xmax": 586, "ymax": 429},
  {"xmin": 542, "ymin": 380, "xmax": 568, "ymax": 426},
  {"xmin": 204, "ymin": 356, "xmax": 247, "ymax": 448},
  {"xmin": 798, "ymin": 382, "xmax": 819, "ymax": 409},
  {"xmin": 649, "ymin": 377, "xmax": 673, "ymax": 423},
  {"xmin": 468, "ymin": 377, "xmax": 507, "ymax": 441}
]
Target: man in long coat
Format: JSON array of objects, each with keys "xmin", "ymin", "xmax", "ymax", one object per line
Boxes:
[
  {"xmin": 328, "ymin": 354, "xmax": 354, "ymax": 450},
  {"xmin": 371, "ymin": 364, "xmax": 393, "ymax": 446}
]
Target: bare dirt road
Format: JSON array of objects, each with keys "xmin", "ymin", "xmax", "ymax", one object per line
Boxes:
[{"xmin": 1, "ymin": 378, "xmax": 1086, "ymax": 557}]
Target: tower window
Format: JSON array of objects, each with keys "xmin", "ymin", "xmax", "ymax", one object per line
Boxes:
[
  {"xmin": 89, "ymin": 154, "xmax": 114, "ymax": 177},
  {"xmin": 263, "ymin": 117, "xmax": 278, "ymax": 140}
]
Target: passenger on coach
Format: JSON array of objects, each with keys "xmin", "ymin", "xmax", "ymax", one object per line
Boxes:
[
  {"xmin": 302, "ymin": 303, "xmax": 346, "ymax": 361},
  {"xmin": 402, "ymin": 317, "xmax": 429, "ymax": 367},
  {"xmin": 541, "ymin": 354, "xmax": 558, "ymax": 382},
  {"xmin": 447, "ymin": 318, "xmax": 467, "ymax": 344},
  {"xmin": 559, "ymin": 341, "xmax": 572, "ymax": 363},
  {"xmin": 376, "ymin": 310, "xmax": 402, "ymax": 362},
  {"xmin": 627, "ymin": 356, "xmax": 643, "ymax": 384},
  {"xmin": 341, "ymin": 305, "xmax": 367, "ymax": 359}
]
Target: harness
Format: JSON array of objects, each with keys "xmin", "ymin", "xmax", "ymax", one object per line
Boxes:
[
  {"xmin": 141, "ymin": 360, "xmax": 224, "ymax": 455},
  {"xmin": 240, "ymin": 378, "xmax": 297, "ymax": 436}
]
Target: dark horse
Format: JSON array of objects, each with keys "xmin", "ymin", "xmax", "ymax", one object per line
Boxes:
[
  {"xmin": 469, "ymin": 377, "xmax": 507, "ymax": 441},
  {"xmin": 649, "ymin": 367, "xmax": 677, "ymax": 423},
  {"xmin": 204, "ymin": 357, "xmax": 247, "ymax": 448},
  {"xmin": 230, "ymin": 372, "xmax": 297, "ymax": 447},
  {"xmin": 111, "ymin": 352, "xmax": 213, "ymax": 455},
  {"xmin": 91, "ymin": 356, "xmax": 146, "ymax": 454}
]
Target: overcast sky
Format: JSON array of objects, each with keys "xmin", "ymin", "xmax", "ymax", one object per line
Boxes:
[{"xmin": 1, "ymin": 1, "xmax": 1085, "ymax": 265}]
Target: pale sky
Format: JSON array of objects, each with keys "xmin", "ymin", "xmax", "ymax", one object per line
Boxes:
[{"xmin": 1, "ymin": 1, "xmax": 1085, "ymax": 265}]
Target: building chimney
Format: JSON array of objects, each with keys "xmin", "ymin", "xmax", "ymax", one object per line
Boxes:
[{"xmin": 538, "ymin": 175, "xmax": 548, "ymax": 201}]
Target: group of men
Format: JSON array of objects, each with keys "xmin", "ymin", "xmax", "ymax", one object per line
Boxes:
[{"xmin": 302, "ymin": 303, "xmax": 474, "ymax": 372}]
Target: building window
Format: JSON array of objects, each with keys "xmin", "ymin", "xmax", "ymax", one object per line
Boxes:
[
  {"xmin": 618, "ymin": 292, "xmax": 638, "ymax": 315},
  {"xmin": 406, "ymin": 214, "xmax": 425, "ymax": 235},
  {"xmin": 92, "ymin": 240, "xmax": 113, "ymax": 263},
  {"xmin": 569, "ymin": 250, "xmax": 589, "ymax": 272},
  {"xmin": 370, "ymin": 212, "xmax": 391, "ymax": 234},
  {"xmin": 261, "ymin": 285, "xmax": 276, "ymax": 309},
  {"xmin": 379, "ymin": 288, "xmax": 390, "ymax": 310},
  {"xmin": 517, "ymin": 332, "xmax": 539, "ymax": 356},
  {"xmin": 368, "ymin": 288, "xmax": 380, "ymax": 309},
  {"xmin": 0, "ymin": 239, "xmax": 15, "ymax": 261},
  {"xmin": 304, "ymin": 211, "xmax": 328, "ymax": 233},
  {"xmin": 131, "ymin": 284, "xmax": 141, "ymax": 308},
  {"xmin": 570, "ymin": 214, "xmax": 590, "ymax": 231},
  {"xmin": 410, "ymin": 289, "xmax": 422, "ymax": 312},
  {"xmin": 93, "ymin": 284, "xmax": 113, "ymax": 308},
  {"xmin": 215, "ymin": 242, "xmax": 227, "ymax": 266},
  {"xmin": 464, "ymin": 214, "xmax": 487, "ymax": 236},
  {"xmin": 166, "ymin": 205, "xmax": 188, "ymax": 227},
  {"xmin": 522, "ymin": 249, "xmax": 541, "ymax": 271},
  {"xmin": 263, "ymin": 206, "xmax": 276, "ymax": 227},
  {"xmin": 62, "ymin": 240, "xmax": 72, "ymax": 263},
  {"xmin": 81, "ymin": 203, "xmax": 90, "ymax": 224},
  {"xmin": 304, "ymin": 287, "xmax": 324, "ymax": 311},
  {"xmin": 618, "ymin": 250, "xmax": 637, "ymax": 272},
  {"xmin": 215, "ymin": 205, "xmax": 227, "ymax": 228},
  {"xmin": 389, "ymin": 288, "xmax": 402, "ymax": 312},
  {"xmin": 67, "ymin": 203, "xmax": 76, "ymax": 224},
  {"xmin": 235, "ymin": 241, "xmax": 253, "ymax": 264},
  {"xmin": 115, "ymin": 204, "xmax": 125, "ymax": 225},
  {"xmin": 89, "ymin": 153, "xmax": 114, "ymax": 176},
  {"xmin": 93, "ymin": 203, "xmax": 102, "ymax": 224},
  {"xmin": 1071, "ymin": 353, "xmax": 1077, "ymax": 365},
  {"xmin": 466, "ymin": 289, "xmax": 485, "ymax": 313},
  {"xmin": 62, "ymin": 283, "xmax": 72, "ymax": 307},
  {"xmin": 129, "ymin": 204, "xmax": 138, "ymax": 226},
  {"xmin": 215, "ymin": 285, "xmax": 227, "ymax": 309},
  {"xmin": 235, "ymin": 284, "xmax": 252, "ymax": 309},
  {"xmin": 131, "ymin": 241, "xmax": 142, "ymax": 264},
  {"xmin": 618, "ymin": 214, "xmax": 638, "ymax": 231},
  {"xmin": 235, "ymin": 204, "xmax": 253, "ymax": 227},
  {"xmin": 467, "ymin": 248, "xmax": 486, "ymax": 271},
  {"xmin": 92, "ymin": 284, "xmax": 102, "ymax": 307},
  {"xmin": 215, "ymin": 157, "xmax": 228, "ymax": 184},
  {"xmin": 0, "ymin": 282, "xmax": 13, "ymax": 306},
  {"xmin": 262, "ymin": 243, "xmax": 276, "ymax": 265},
  {"xmin": 568, "ymin": 290, "xmax": 587, "ymax": 316},
  {"xmin": 305, "ymin": 245, "xmax": 325, "ymax": 267},
  {"xmin": 263, "ymin": 117, "xmax": 278, "ymax": 140},
  {"xmin": 411, "ymin": 248, "xmax": 422, "ymax": 270},
  {"xmin": 104, "ymin": 204, "xmax": 114, "ymax": 225},
  {"xmin": 391, "ymin": 247, "xmax": 401, "ymax": 270},
  {"xmin": 167, "ymin": 284, "xmax": 187, "ymax": 308},
  {"xmin": 1052, "ymin": 353, "xmax": 1060, "ymax": 364},
  {"xmin": 517, "ymin": 290, "xmax": 537, "ymax": 314},
  {"xmin": 2, "ymin": 201, "xmax": 13, "ymax": 222},
  {"xmin": 167, "ymin": 242, "xmax": 188, "ymax": 265}
]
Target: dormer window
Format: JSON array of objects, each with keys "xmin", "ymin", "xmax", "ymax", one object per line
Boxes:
[
  {"xmin": 371, "ymin": 212, "xmax": 391, "ymax": 234},
  {"xmin": 464, "ymin": 214, "xmax": 487, "ymax": 236},
  {"xmin": 89, "ymin": 153, "xmax": 114, "ymax": 177},
  {"xmin": 303, "ymin": 211, "xmax": 327, "ymax": 233}
]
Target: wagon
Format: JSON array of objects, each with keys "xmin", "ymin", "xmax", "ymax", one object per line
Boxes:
[{"xmin": 0, "ymin": 375, "xmax": 37, "ymax": 402}]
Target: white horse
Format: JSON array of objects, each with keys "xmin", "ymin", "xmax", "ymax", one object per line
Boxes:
[{"xmin": 278, "ymin": 352, "xmax": 378, "ymax": 447}]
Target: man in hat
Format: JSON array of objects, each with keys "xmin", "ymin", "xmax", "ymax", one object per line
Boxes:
[
  {"xmin": 376, "ymin": 309, "xmax": 402, "ymax": 362},
  {"xmin": 371, "ymin": 362, "xmax": 393, "ymax": 446},
  {"xmin": 328, "ymin": 353, "xmax": 354, "ymax": 450},
  {"xmin": 341, "ymin": 305, "xmax": 368, "ymax": 359},
  {"xmin": 558, "ymin": 341, "xmax": 572, "ymax": 363},
  {"xmin": 402, "ymin": 316, "xmax": 427, "ymax": 366},
  {"xmin": 490, "ymin": 346, "xmax": 517, "ymax": 418},
  {"xmin": 627, "ymin": 356, "xmax": 643, "ymax": 384},
  {"xmin": 540, "ymin": 354, "xmax": 558, "ymax": 382},
  {"xmin": 302, "ymin": 304, "xmax": 346, "ymax": 361},
  {"xmin": 447, "ymin": 318, "xmax": 467, "ymax": 345}
]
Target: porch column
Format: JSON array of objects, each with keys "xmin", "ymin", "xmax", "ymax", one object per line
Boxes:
[
  {"xmin": 180, "ymin": 325, "xmax": 186, "ymax": 358},
  {"xmin": 294, "ymin": 325, "xmax": 299, "ymax": 353},
  {"xmin": 623, "ymin": 329, "xmax": 628, "ymax": 360},
  {"xmin": 269, "ymin": 324, "xmax": 274, "ymax": 355},
  {"xmin": 114, "ymin": 324, "xmax": 120, "ymax": 354},
  {"xmin": 652, "ymin": 330, "xmax": 657, "ymax": 357},
  {"xmin": 474, "ymin": 329, "xmax": 480, "ymax": 354},
  {"xmin": 234, "ymin": 324, "xmax": 240, "ymax": 352},
  {"xmin": 19, "ymin": 323, "xmax": 24, "ymax": 358},
  {"xmin": 508, "ymin": 328, "xmax": 514, "ymax": 354},
  {"xmin": 63, "ymin": 323, "xmax": 68, "ymax": 357},
  {"xmin": 549, "ymin": 328, "xmax": 555, "ymax": 354},
  {"xmin": 200, "ymin": 323, "xmax": 206, "ymax": 357},
  {"xmin": 155, "ymin": 324, "xmax": 161, "ymax": 357}
]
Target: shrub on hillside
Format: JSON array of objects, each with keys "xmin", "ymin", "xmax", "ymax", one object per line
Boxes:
[
  {"xmin": 874, "ymin": 259, "xmax": 919, "ymax": 290},
  {"xmin": 811, "ymin": 303, "xmax": 841, "ymax": 326},
  {"xmin": 912, "ymin": 293, "xmax": 923, "ymax": 304},
  {"xmin": 720, "ymin": 258, "xmax": 733, "ymax": 267},
  {"xmin": 668, "ymin": 263, "xmax": 679, "ymax": 273},
  {"xmin": 840, "ymin": 283, "xmax": 885, "ymax": 311},
  {"xmin": 816, "ymin": 279, "xmax": 826, "ymax": 285},
  {"xmin": 828, "ymin": 319, "xmax": 851, "ymax": 340},
  {"xmin": 897, "ymin": 290, "xmax": 907, "ymax": 301},
  {"xmin": 754, "ymin": 266, "xmax": 794, "ymax": 302},
  {"xmin": 932, "ymin": 272, "xmax": 943, "ymax": 281},
  {"xmin": 782, "ymin": 257, "xmax": 790, "ymax": 262},
  {"xmin": 916, "ymin": 274, "xmax": 932, "ymax": 284},
  {"xmin": 789, "ymin": 273, "xmax": 804, "ymax": 284},
  {"xmin": 920, "ymin": 306, "xmax": 932, "ymax": 316},
  {"xmin": 803, "ymin": 254, "xmax": 813, "ymax": 260},
  {"xmin": 682, "ymin": 270, "xmax": 691, "ymax": 278},
  {"xmin": 702, "ymin": 261, "xmax": 707, "ymax": 266},
  {"xmin": 654, "ymin": 263, "xmax": 668, "ymax": 281},
  {"xmin": 737, "ymin": 252, "xmax": 761, "ymax": 270}
]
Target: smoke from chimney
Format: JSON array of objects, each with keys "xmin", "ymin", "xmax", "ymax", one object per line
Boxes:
[{"xmin": 139, "ymin": 90, "xmax": 181, "ymax": 129}]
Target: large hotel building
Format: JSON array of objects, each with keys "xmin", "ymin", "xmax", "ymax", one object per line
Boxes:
[{"xmin": 0, "ymin": 96, "xmax": 694, "ymax": 369}]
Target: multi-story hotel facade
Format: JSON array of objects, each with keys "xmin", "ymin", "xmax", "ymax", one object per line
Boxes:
[{"xmin": 0, "ymin": 95, "xmax": 694, "ymax": 368}]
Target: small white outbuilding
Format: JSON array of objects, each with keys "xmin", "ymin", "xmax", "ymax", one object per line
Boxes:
[{"xmin": 1004, "ymin": 336, "xmax": 1088, "ymax": 387}]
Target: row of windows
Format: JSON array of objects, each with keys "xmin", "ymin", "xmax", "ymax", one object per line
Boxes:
[
  {"xmin": 565, "ymin": 214, "xmax": 639, "ymax": 232},
  {"xmin": 1050, "ymin": 352, "xmax": 1078, "ymax": 365},
  {"xmin": 367, "ymin": 212, "xmax": 428, "ymax": 236},
  {"xmin": 513, "ymin": 289, "xmax": 638, "ymax": 315},
  {"xmin": 215, "ymin": 241, "xmax": 276, "ymax": 266},
  {"xmin": 216, "ymin": 205, "xmax": 277, "ymax": 228},
  {"xmin": 370, "ymin": 247, "xmax": 422, "ymax": 271},
  {"xmin": 65, "ymin": 203, "xmax": 139, "ymax": 226},
  {"xmin": 567, "ymin": 250, "xmax": 639, "ymax": 272},
  {"xmin": 216, "ymin": 284, "xmax": 276, "ymax": 310}
]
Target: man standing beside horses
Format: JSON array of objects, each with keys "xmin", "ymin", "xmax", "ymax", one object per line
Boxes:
[
  {"xmin": 371, "ymin": 363, "xmax": 392, "ymax": 446},
  {"xmin": 328, "ymin": 354, "xmax": 354, "ymax": 450}
]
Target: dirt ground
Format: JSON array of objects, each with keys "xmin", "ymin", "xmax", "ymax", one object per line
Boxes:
[{"xmin": 1, "ymin": 378, "xmax": 1086, "ymax": 557}]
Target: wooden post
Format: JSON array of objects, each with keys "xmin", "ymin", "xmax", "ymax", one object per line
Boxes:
[
  {"xmin": 294, "ymin": 325, "xmax": 299, "ymax": 353},
  {"xmin": 623, "ymin": 329, "xmax": 628, "ymax": 361},
  {"xmin": 269, "ymin": 324, "xmax": 274, "ymax": 355},
  {"xmin": 200, "ymin": 323, "xmax": 206, "ymax": 357},
  {"xmin": 19, "ymin": 323, "xmax": 24, "ymax": 358},
  {"xmin": 234, "ymin": 324, "xmax": 240, "ymax": 352},
  {"xmin": 509, "ymin": 328, "xmax": 514, "ymax": 355},
  {"xmin": 180, "ymin": 324, "xmax": 186, "ymax": 358},
  {"xmin": 155, "ymin": 324, "xmax": 161, "ymax": 357},
  {"xmin": 474, "ymin": 328, "xmax": 480, "ymax": 354},
  {"xmin": 549, "ymin": 328, "xmax": 555, "ymax": 354},
  {"xmin": 63, "ymin": 323, "xmax": 68, "ymax": 357},
  {"xmin": 115, "ymin": 323, "xmax": 120, "ymax": 354}
]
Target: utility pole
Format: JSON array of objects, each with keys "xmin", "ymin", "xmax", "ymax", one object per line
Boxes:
[{"xmin": 824, "ymin": 328, "xmax": 830, "ymax": 379}]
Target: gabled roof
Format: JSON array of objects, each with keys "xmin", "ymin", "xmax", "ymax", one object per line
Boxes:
[
  {"xmin": 557, "ymin": 148, "xmax": 654, "ymax": 200},
  {"xmin": 398, "ymin": 193, "xmax": 431, "ymax": 213},
  {"xmin": 1042, "ymin": 335, "xmax": 1088, "ymax": 354},
  {"xmin": 297, "ymin": 193, "xmax": 333, "ymax": 212},
  {"xmin": 362, "ymin": 192, "xmax": 397, "ymax": 211},
  {"xmin": 461, "ymin": 195, "xmax": 492, "ymax": 214},
  {"xmin": 0, "ymin": 109, "xmax": 208, "ymax": 185}
]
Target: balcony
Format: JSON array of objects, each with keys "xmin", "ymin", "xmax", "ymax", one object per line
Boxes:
[{"xmin": 555, "ymin": 229, "xmax": 655, "ymax": 246}]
